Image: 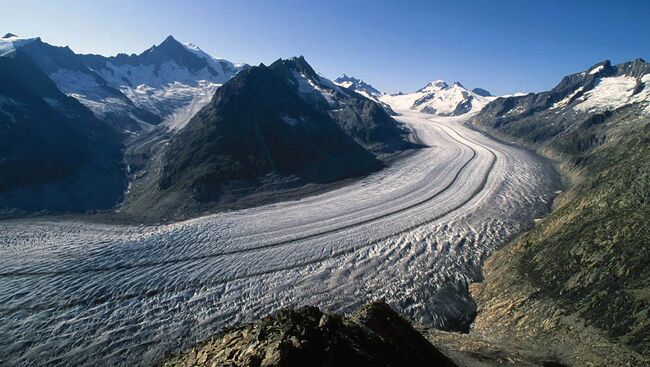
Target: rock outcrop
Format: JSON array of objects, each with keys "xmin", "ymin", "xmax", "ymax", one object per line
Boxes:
[{"xmin": 162, "ymin": 302, "xmax": 458, "ymax": 367}]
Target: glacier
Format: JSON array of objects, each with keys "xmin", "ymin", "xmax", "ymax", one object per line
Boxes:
[{"xmin": 0, "ymin": 108, "xmax": 560, "ymax": 366}]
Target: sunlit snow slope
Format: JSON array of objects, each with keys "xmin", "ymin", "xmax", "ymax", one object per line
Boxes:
[{"xmin": 0, "ymin": 108, "xmax": 560, "ymax": 366}]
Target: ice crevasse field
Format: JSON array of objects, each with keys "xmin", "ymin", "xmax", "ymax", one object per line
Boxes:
[{"xmin": 0, "ymin": 107, "xmax": 560, "ymax": 365}]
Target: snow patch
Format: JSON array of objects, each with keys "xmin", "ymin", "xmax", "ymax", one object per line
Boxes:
[
  {"xmin": 574, "ymin": 76, "xmax": 649, "ymax": 113},
  {"xmin": 589, "ymin": 65, "xmax": 605, "ymax": 75},
  {"xmin": 96, "ymin": 61, "xmax": 223, "ymax": 117},
  {"xmin": 162, "ymin": 83, "xmax": 221, "ymax": 131},
  {"xmin": 551, "ymin": 87, "xmax": 584, "ymax": 109},
  {"xmin": 182, "ymin": 42, "xmax": 245, "ymax": 82}
]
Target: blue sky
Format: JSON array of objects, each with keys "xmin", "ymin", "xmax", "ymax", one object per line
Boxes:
[{"xmin": 1, "ymin": 0, "xmax": 649, "ymax": 95}]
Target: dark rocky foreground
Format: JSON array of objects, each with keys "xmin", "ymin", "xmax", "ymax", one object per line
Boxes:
[{"xmin": 161, "ymin": 302, "xmax": 457, "ymax": 367}]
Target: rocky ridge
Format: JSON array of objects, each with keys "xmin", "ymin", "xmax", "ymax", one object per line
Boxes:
[
  {"xmin": 469, "ymin": 58, "xmax": 650, "ymax": 366},
  {"xmin": 162, "ymin": 302, "xmax": 458, "ymax": 367}
]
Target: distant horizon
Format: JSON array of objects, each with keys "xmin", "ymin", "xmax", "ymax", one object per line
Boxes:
[{"xmin": 2, "ymin": 0, "xmax": 649, "ymax": 95}]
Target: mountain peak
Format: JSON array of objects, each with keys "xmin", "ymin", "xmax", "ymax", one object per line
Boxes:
[
  {"xmin": 417, "ymin": 80, "xmax": 449, "ymax": 93},
  {"xmin": 272, "ymin": 56, "xmax": 318, "ymax": 78},
  {"xmin": 154, "ymin": 35, "xmax": 185, "ymax": 51},
  {"xmin": 2, "ymin": 33, "xmax": 18, "ymax": 39},
  {"xmin": 585, "ymin": 60, "xmax": 612, "ymax": 76},
  {"xmin": 472, "ymin": 87, "xmax": 492, "ymax": 97},
  {"xmin": 288, "ymin": 55, "xmax": 310, "ymax": 68},
  {"xmin": 429, "ymin": 80, "xmax": 449, "ymax": 89},
  {"xmin": 334, "ymin": 74, "xmax": 382, "ymax": 96},
  {"xmin": 162, "ymin": 35, "xmax": 179, "ymax": 44}
]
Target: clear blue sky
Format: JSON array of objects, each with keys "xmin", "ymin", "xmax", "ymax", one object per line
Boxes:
[{"xmin": 2, "ymin": 0, "xmax": 649, "ymax": 95}]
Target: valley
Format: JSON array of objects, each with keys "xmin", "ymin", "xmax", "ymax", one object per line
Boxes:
[
  {"xmin": 1, "ymin": 17, "xmax": 648, "ymax": 365},
  {"xmin": 0, "ymin": 108, "xmax": 560, "ymax": 365}
]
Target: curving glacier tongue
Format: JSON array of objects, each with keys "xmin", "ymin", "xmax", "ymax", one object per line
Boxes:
[{"xmin": 0, "ymin": 109, "xmax": 560, "ymax": 366}]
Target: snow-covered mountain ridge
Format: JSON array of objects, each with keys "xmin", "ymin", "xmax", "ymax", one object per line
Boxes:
[
  {"xmin": 477, "ymin": 59, "xmax": 650, "ymax": 123},
  {"xmin": 331, "ymin": 71, "xmax": 496, "ymax": 117},
  {"xmin": 1, "ymin": 34, "xmax": 247, "ymax": 131},
  {"xmin": 380, "ymin": 80, "xmax": 496, "ymax": 116}
]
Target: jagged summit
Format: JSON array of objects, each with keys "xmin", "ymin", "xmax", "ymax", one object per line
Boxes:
[
  {"xmin": 334, "ymin": 74, "xmax": 382, "ymax": 96},
  {"xmin": 2, "ymin": 33, "xmax": 18, "ymax": 39},
  {"xmin": 162, "ymin": 34, "xmax": 178, "ymax": 43},
  {"xmin": 418, "ymin": 80, "xmax": 449, "ymax": 92},
  {"xmin": 162, "ymin": 302, "xmax": 458, "ymax": 367},
  {"xmin": 146, "ymin": 35, "xmax": 194, "ymax": 58},
  {"xmin": 277, "ymin": 55, "xmax": 316, "ymax": 72}
]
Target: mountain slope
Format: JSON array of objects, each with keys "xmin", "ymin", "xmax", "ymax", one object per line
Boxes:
[
  {"xmin": 381, "ymin": 80, "xmax": 495, "ymax": 115},
  {"xmin": 163, "ymin": 302, "xmax": 458, "ymax": 367},
  {"xmin": 273, "ymin": 58, "xmax": 411, "ymax": 152},
  {"xmin": 469, "ymin": 59, "xmax": 650, "ymax": 365},
  {"xmin": 124, "ymin": 57, "xmax": 416, "ymax": 219},
  {"xmin": 0, "ymin": 50, "xmax": 125, "ymax": 213}
]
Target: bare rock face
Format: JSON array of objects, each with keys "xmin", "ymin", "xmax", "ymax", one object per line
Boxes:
[{"xmin": 162, "ymin": 301, "xmax": 458, "ymax": 367}]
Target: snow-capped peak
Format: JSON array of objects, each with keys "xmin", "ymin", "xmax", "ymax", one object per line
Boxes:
[
  {"xmin": 380, "ymin": 79, "xmax": 497, "ymax": 116},
  {"xmin": 418, "ymin": 80, "xmax": 450, "ymax": 93},
  {"xmin": 181, "ymin": 41, "xmax": 246, "ymax": 78},
  {"xmin": 0, "ymin": 34, "xmax": 39, "ymax": 57}
]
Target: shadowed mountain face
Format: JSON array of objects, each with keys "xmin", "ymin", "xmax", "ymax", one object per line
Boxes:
[
  {"xmin": 471, "ymin": 87, "xmax": 492, "ymax": 97},
  {"xmin": 162, "ymin": 302, "xmax": 458, "ymax": 367},
  {"xmin": 0, "ymin": 51, "xmax": 125, "ymax": 213},
  {"xmin": 158, "ymin": 63, "xmax": 383, "ymax": 203},
  {"xmin": 271, "ymin": 57, "xmax": 410, "ymax": 152},
  {"xmin": 123, "ymin": 57, "xmax": 416, "ymax": 217}
]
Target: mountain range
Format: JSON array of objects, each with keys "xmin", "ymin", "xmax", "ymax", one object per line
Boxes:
[
  {"xmin": 0, "ymin": 33, "xmax": 416, "ymax": 219},
  {"xmin": 334, "ymin": 74, "xmax": 495, "ymax": 116},
  {"xmin": 1, "ymin": 33, "xmax": 247, "ymax": 132},
  {"xmin": 125, "ymin": 56, "xmax": 416, "ymax": 217},
  {"xmin": 1, "ymin": 30, "xmax": 650, "ymax": 366}
]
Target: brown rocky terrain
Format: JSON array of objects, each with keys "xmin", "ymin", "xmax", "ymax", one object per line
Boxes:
[{"xmin": 161, "ymin": 301, "xmax": 457, "ymax": 367}]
